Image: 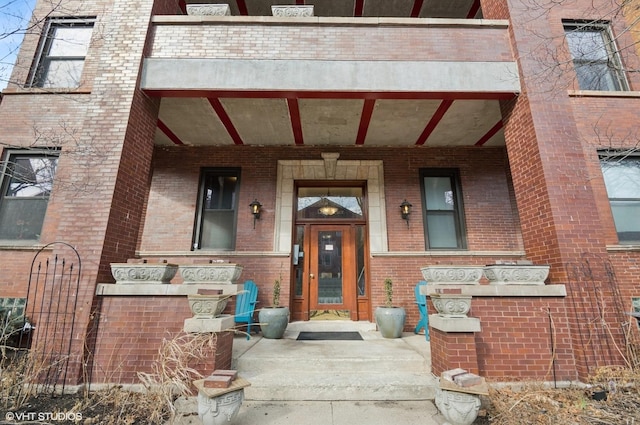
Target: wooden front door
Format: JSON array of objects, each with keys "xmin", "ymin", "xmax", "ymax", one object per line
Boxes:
[
  {"xmin": 291, "ymin": 224, "xmax": 369, "ymax": 321},
  {"xmin": 309, "ymin": 225, "xmax": 356, "ymax": 320}
]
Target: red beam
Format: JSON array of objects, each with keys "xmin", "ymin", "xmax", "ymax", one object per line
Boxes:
[
  {"xmin": 474, "ymin": 120, "xmax": 504, "ymax": 146},
  {"xmin": 157, "ymin": 119, "xmax": 185, "ymax": 145},
  {"xmin": 144, "ymin": 89, "xmax": 517, "ymax": 101},
  {"xmin": 237, "ymin": 0, "xmax": 248, "ymax": 15},
  {"xmin": 354, "ymin": 0, "xmax": 364, "ymax": 17},
  {"xmin": 178, "ymin": 0, "xmax": 186, "ymax": 15},
  {"xmin": 296, "ymin": 0, "xmax": 305, "ymax": 4},
  {"xmin": 410, "ymin": 0, "xmax": 424, "ymax": 18},
  {"xmin": 287, "ymin": 98, "xmax": 304, "ymax": 145},
  {"xmin": 356, "ymin": 99, "xmax": 375, "ymax": 145},
  {"xmin": 207, "ymin": 98, "xmax": 244, "ymax": 145},
  {"xmin": 415, "ymin": 99, "xmax": 454, "ymax": 146},
  {"xmin": 466, "ymin": 0, "xmax": 481, "ymax": 19}
]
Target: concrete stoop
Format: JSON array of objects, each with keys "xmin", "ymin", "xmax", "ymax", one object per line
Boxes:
[{"xmin": 232, "ymin": 321, "xmax": 438, "ymax": 402}]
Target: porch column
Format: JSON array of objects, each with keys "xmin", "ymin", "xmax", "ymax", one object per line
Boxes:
[{"xmin": 481, "ymin": 0, "xmax": 626, "ymax": 379}]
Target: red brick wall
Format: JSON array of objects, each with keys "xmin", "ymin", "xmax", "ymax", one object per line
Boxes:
[
  {"xmin": 473, "ymin": 296, "xmax": 576, "ymax": 381},
  {"xmin": 431, "ymin": 329, "xmax": 479, "ymax": 376},
  {"xmin": 141, "ymin": 145, "xmax": 524, "ymax": 322},
  {"xmin": 149, "ymin": 21, "xmax": 512, "ymax": 63},
  {"xmin": 91, "ymin": 296, "xmax": 233, "ymax": 384}
]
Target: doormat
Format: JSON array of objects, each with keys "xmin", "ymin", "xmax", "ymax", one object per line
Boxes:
[{"xmin": 297, "ymin": 331, "xmax": 363, "ymax": 341}]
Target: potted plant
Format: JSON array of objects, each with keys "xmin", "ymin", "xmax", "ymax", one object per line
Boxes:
[
  {"xmin": 258, "ymin": 275, "xmax": 289, "ymax": 339},
  {"xmin": 374, "ymin": 278, "xmax": 406, "ymax": 338}
]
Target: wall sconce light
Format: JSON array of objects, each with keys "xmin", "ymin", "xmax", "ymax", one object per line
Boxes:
[
  {"xmin": 400, "ymin": 199, "xmax": 412, "ymax": 227},
  {"xmin": 249, "ymin": 199, "xmax": 262, "ymax": 228}
]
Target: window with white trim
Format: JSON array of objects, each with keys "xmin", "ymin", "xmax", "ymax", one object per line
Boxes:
[
  {"xmin": 0, "ymin": 151, "xmax": 58, "ymax": 241},
  {"xmin": 600, "ymin": 154, "xmax": 640, "ymax": 243},
  {"xmin": 29, "ymin": 18, "xmax": 94, "ymax": 88},
  {"xmin": 564, "ymin": 21, "xmax": 628, "ymax": 91}
]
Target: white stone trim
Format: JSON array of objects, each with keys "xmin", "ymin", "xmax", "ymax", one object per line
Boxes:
[
  {"xmin": 275, "ymin": 158, "xmax": 387, "ymax": 253},
  {"xmin": 421, "ymin": 284, "xmax": 567, "ymax": 297},
  {"xmin": 429, "ymin": 315, "xmax": 481, "ymax": 332}
]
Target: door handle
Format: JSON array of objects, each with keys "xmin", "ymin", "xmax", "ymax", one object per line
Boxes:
[{"xmin": 309, "ymin": 273, "xmax": 315, "ymax": 279}]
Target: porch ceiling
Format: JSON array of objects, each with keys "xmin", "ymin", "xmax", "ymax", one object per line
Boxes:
[
  {"xmin": 153, "ymin": 94, "xmax": 508, "ymax": 148},
  {"xmin": 151, "ymin": 1, "xmax": 510, "ymax": 147}
]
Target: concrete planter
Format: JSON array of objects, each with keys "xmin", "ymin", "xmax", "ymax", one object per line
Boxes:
[
  {"xmin": 483, "ymin": 265, "xmax": 550, "ymax": 285},
  {"xmin": 374, "ymin": 307, "xmax": 406, "ymax": 338},
  {"xmin": 258, "ymin": 307, "xmax": 289, "ymax": 339},
  {"xmin": 271, "ymin": 5, "xmax": 314, "ymax": 17},
  {"xmin": 179, "ymin": 264, "xmax": 243, "ymax": 285},
  {"xmin": 420, "ymin": 266, "xmax": 483, "ymax": 285},
  {"xmin": 435, "ymin": 388, "xmax": 481, "ymax": 425},
  {"xmin": 110, "ymin": 263, "xmax": 178, "ymax": 285},
  {"xmin": 186, "ymin": 4, "xmax": 231, "ymax": 16},
  {"xmin": 187, "ymin": 294, "xmax": 229, "ymax": 319},
  {"xmin": 430, "ymin": 294, "xmax": 472, "ymax": 318}
]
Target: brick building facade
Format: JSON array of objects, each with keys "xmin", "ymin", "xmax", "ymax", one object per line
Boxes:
[{"xmin": 0, "ymin": 0, "xmax": 639, "ymax": 385}]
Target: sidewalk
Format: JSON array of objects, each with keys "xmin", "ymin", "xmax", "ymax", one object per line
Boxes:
[{"xmin": 173, "ymin": 398, "xmax": 446, "ymax": 425}]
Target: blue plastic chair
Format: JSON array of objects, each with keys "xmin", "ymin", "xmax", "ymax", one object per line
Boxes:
[
  {"xmin": 235, "ymin": 280, "xmax": 258, "ymax": 340},
  {"xmin": 414, "ymin": 281, "xmax": 430, "ymax": 341}
]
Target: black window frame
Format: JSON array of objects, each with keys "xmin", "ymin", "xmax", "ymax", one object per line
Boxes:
[
  {"xmin": 192, "ymin": 167, "xmax": 241, "ymax": 251},
  {"xmin": 599, "ymin": 152, "xmax": 640, "ymax": 244},
  {"xmin": 563, "ymin": 20, "xmax": 628, "ymax": 91},
  {"xmin": 0, "ymin": 149, "xmax": 59, "ymax": 243},
  {"xmin": 419, "ymin": 168, "xmax": 467, "ymax": 250},
  {"xmin": 28, "ymin": 17, "xmax": 95, "ymax": 88}
]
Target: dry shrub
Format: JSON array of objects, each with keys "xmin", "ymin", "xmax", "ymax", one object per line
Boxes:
[
  {"xmin": 1, "ymin": 331, "xmax": 221, "ymax": 424},
  {"xmin": 483, "ymin": 367, "xmax": 640, "ymax": 425},
  {"xmin": 136, "ymin": 331, "xmax": 220, "ymax": 422}
]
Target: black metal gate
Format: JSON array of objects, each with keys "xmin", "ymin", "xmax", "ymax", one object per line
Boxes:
[{"xmin": 21, "ymin": 242, "xmax": 81, "ymax": 393}]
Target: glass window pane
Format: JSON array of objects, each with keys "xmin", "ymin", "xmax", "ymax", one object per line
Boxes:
[
  {"xmin": 6, "ymin": 157, "xmax": 57, "ymax": 197},
  {"xmin": 297, "ymin": 187, "xmax": 363, "ymax": 219},
  {"xmin": 566, "ymin": 30, "xmax": 608, "ymax": 61},
  {"xmin": 294, "ymin": 225, "xmax": 305, "ymax": 297},
  {"xmin": 426, "ymin": 214, "xmax": 458, "ymax": 248},
  {"xmin": 424, "ymin": 177, "xmax": 454, "ymax": 211},
  {"xmin": 575, "ymin": 63, "xmax": 619, "ymax": 91},
  {"xmin": 610, "ymin": 201, "xmax": 640, "ymax": 232},
  {"xmin": 0, "ymin": 198, "xmax": 48, "ymax": 240},
  {"xmin": 200, "ymin": 211, "xmax": 234, "ymax": 249},
  {"xmin": 356, "ymin": 225, "xmax": 366, "ymax": 296},
  {"xmin": 601, "ymin": 158, "xmax": 640, "ymax": 198},
  {"xmin": 48, "ymin": 26, "xmax": 93, "ymax": 57},
  {"xmin": 41, "ymin": 59, "xmax": 84, "ymax": 88},
  {"xmin": 204, "ymin": 175, "xmax": 237, "ymax": 209},
  {"xmin": 317, "ymin": 230, "xmax": 343, "ymax": 304}
]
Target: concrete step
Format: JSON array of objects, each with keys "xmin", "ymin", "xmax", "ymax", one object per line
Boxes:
[
  {"xmin": 242, "ymin": 369, "xmax": 437, "ymax": 401},
  {"xmin": 232, "ymin": 321, "xmax": 436, "ymax": 401}
]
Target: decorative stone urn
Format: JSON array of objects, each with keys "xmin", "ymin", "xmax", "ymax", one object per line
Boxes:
[
  {"xmin": 421, "ymin": 266, "xmax": 483, "ymax": 285},
  {"xmin": 193, "ymin": 377, "xmax": 251, "ymax": 425},
  {"xmin": 179, "ymin": 263, "xmax": 243, "ymax": 285},
  {"xmin": 431, "ymin": 294, "xmax": 472, "ymax": 318},
  {"xmin": 435, "ymin": 388, "xmax": 481, "ymax": 425},
  {"xmin": 186, "ymin": 4, "xmax": 231, "ymax": 16},
  {"xmin": 187, "ymin": 294, "xmax": 229, "ymax": 319},
  {"xmin": 483, "ymin": 264, "xmax": 550, "ymax": 285},
  {"xmin": 110, "ymin": 263, "xmax": 178, "ymax": 284}
]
